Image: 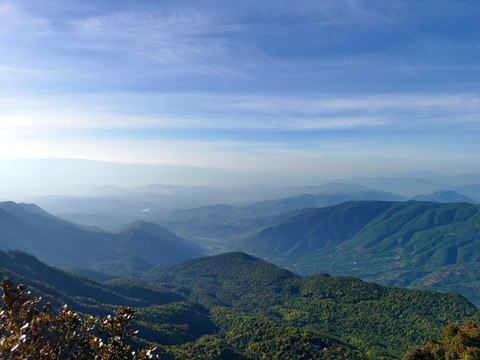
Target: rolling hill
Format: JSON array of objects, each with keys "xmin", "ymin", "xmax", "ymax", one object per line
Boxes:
[
  {"xmin": 147, "ymin": 188, "xmax": 404, "ymax": 250},
  {"xmin": 1, "ymin": 249, "xmax": 479, "ymax": 359},
  {"xmin": 413, "ymin": 190, "xmax": 477, "ymax": 203},
  {"xmin": 155, "ymin": 186, "xmax": 404, "ymax": 221},
  {"xmin": 0, "ymin": 201, "xmax": 205, "ymax": 266},
  {"xmin": 0, "ymin": 249, "xmax": 183, "ymax": 314},
  {"xmin": 233, "ymin": 201, "xmax": 395, "ymax": 257},
  {"xmin": 115, "ymin": 221, "xmax": 206, "ymax": 264},
  {"xmin": 31, "ymin": 182, "xmax": 404, "ymax": 232},
  {"xmin": 143, "ymin": 252, "xmax": 480, "ymax": 358},
  {"xmin": 233, "ymin": 200, "xmax": 480, "ymax": 304},
  {"xmin": 455, "ymin": 184, "xmax": 480, "ymax": 202}
]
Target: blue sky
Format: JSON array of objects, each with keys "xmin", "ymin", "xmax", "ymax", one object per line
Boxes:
[{"xmin": 0, "ymin": 0, "xmax": 479, "ymax": 179}]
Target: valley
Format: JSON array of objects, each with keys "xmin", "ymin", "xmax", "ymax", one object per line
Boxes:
[
  {"xmin": 10, "ymin": 174, "xmax": 480, "ymax": 305},
  {"xmin": 2, "ymin": 173, "xmax": 480, "ymax": 358}
]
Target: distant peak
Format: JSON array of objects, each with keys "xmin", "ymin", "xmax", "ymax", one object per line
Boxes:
[
  {"xmin": 0, "ymin": 201, "xmax": 18, "ymax": 207},
  {"xmin": 212, "ymin": 251, "xmax": 261, "ymax": 262},
  {"xmin": 413, "ymin": 190, "xmax": 476, "ymax": 203}
]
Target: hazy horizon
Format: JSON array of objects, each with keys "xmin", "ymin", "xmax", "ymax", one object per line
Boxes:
[
  {"xmin": 1, "ymin": 1, "xmax": 479, "ymax": 195},
  {"xmin": 1, "ymin": 157, "xmax": 480, "ymax": 201}
]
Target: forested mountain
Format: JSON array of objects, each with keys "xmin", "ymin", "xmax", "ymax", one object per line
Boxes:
[
  {"xmin": 0, "ymin": 201, "xmax": 114, "ymax": 265},
  {"xmin": 1, "ymin": 249, "xmax": 478, "ymax": 359},
  {"xmin": 5, "ymin": 198, "xmax": 480, "ymax": 308},
  {"xmin": 5, "ymin": 197, "xmax": 480, "ymax": 357},
  {"xmin": 143, "ymin": 252, "xmax": 480, "ymax": 359},
  {"xmin": 413, "ymin": 190, "xmax": 477, "ymax": 203},
  {"xmin": 146, "ymin": 189, "xmax": 403, "ymax": 251},
  {"xmin": 234, "ymin": 201, "xmax": 394, "ymax": 257},
  {"xmin": 234, "ymin": 200, "xmax": 480, "ymax": 304},
  {"xmin": 115, "ymin": 221, "xmax": 205, "ymax": 264},
  {"xmin": 0, "ymin": 201, "xmax": 205, "ymax": 266},
  {"xmin": 0, "ymin": 250, "xmax": 183, "ymax": 313}
]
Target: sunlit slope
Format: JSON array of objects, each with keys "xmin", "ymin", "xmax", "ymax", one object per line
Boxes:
[
  {"xmin": 1, "ymin": 249, "xmax": 479, "ymax": 359},
  {"xmin": 145, "ymin": 251, "xmax": 479, "ymax": 358},
  {"xmin": 234, "ymin": 201, "xmax": 395, "ymax": 256},
  {"xmin": 235, "ymin": 200, "xmax": 480, "ymax": 304}
]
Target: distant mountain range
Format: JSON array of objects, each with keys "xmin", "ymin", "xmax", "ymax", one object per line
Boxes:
[
  {"xmin": 2, "ymin": 157, "xmax": 480, "ymax": 200},
  {"xmin": 233, "ymin": 200, "xmax": 480, "ymax": 304},
  {"xmin": 333, "ymin": 174, "xmax": 480, "ymax": 198},
  {"xmin": 35, "ymin": 183, "xmax": 405, "ymax": 232},
  {"xmin": 413, "ymin": 190, "xmax": 478, "ymax": 203},
  {"xmin": 0, "ymin": 201, "xmax": 205, "ymax": 266},
  {"xmin": 5, "ymin": 187, "xmax": 480, "ymax": 307},
  {"xmin": 169, "ymin": 187, "xmax": 404, "ymax": 219},
  {"xmin": 5, "ymin": 195, "xmax": 480, "ymax": 307},
  {"xmin": 29, "ymin": 176, "xmax": 480, "ymax": 235},
  {"xmin": 0, "ymin": 157, "xmax": 280, "ymax": 198}
]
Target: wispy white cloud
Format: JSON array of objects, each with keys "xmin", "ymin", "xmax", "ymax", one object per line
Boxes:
[
  {"xmin": 0, "ymin": 65, "xmax": 43, "ymax": 75},
  {"xmin": 68, "ymin": 7, "xmax": 260, "ymax": 77},
  {"xmin": 1, "ymin": 0, "xmax": 474, "ymax": 91},
  {"xmin": 223, "ymin": 94, "xmax": 480, "ymax": 122},
  {"xmin": 0, "ymin": 1, "xmax": 53, "ymax": 37},
  {"xmin": 61, "ymin": 0, "xmax": 401, "ymax": 80},
  {"xmin": 0, "ymin": 0, "xmax": 478, "ymax": 177},
  {"xmin": 0, "ymin": 92, "xmax": 478, "ymax": 137}
]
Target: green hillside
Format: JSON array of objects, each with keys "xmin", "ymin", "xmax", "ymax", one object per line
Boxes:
[
  {"xmin": 144, "ymin": 252, "xmax": 479, "ymax": 358},
  {"xmin": 234, "ymin": 201, "xmax": 394, "ymax": 256},
  {"xmin": 152, "ymin": 190, "xmax": 403, "ymax": 247},
  {"xmin": 1, "ymin": 250, "xmax": 478, "ymax": 359},
  {"xmin": 234, "ymin": 200, "xmax": 480, "ymax": 304},
  {"xmin": 0, "ymin": 201, "xmax": 205, "ymax": 266},
  {"xmin": 0, "ymin": 250, "xmax": 183, "ymax": 312},
  {"xmin": 115, "ymin": 221, "xmax": 206, "ymax": 265}
]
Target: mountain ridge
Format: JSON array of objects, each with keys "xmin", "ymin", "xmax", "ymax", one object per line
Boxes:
[
  {"xmin": 413, "ymin": 190, "xmax": 477, "ymax": 203},
  {"xmin": 0, "ymin": 201, "xmax": 205, "ymax": 267},
  {"xmin": 1, "ymin": 248, "xmax": 479, "ymax": 359},
  {"xmin": 234, "ymin": 200, "xmax": 480, "ymax": 304}
]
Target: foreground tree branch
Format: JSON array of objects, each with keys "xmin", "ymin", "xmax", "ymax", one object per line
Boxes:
[{"xmin": 0, "ymin": 278, "xmax": 159, "ymax": 360}]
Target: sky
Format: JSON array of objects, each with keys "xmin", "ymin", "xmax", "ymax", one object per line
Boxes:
[{"xmin": 0, "ymin": 0, "xmax": 479, "ymax": 184}]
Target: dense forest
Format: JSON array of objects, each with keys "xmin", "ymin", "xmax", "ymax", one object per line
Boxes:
[
  {"xmin": 233, "ymin": 200, "xmax": 480, "ymax": 305},
  {"xmin": 1, "ymin": 250, "xmax": 479, "ymax": 359}
]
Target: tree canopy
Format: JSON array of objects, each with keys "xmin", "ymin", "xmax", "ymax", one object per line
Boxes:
[{"xmin": 0, "ymin": 278, "xmax": 158, "ymax": 360}]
